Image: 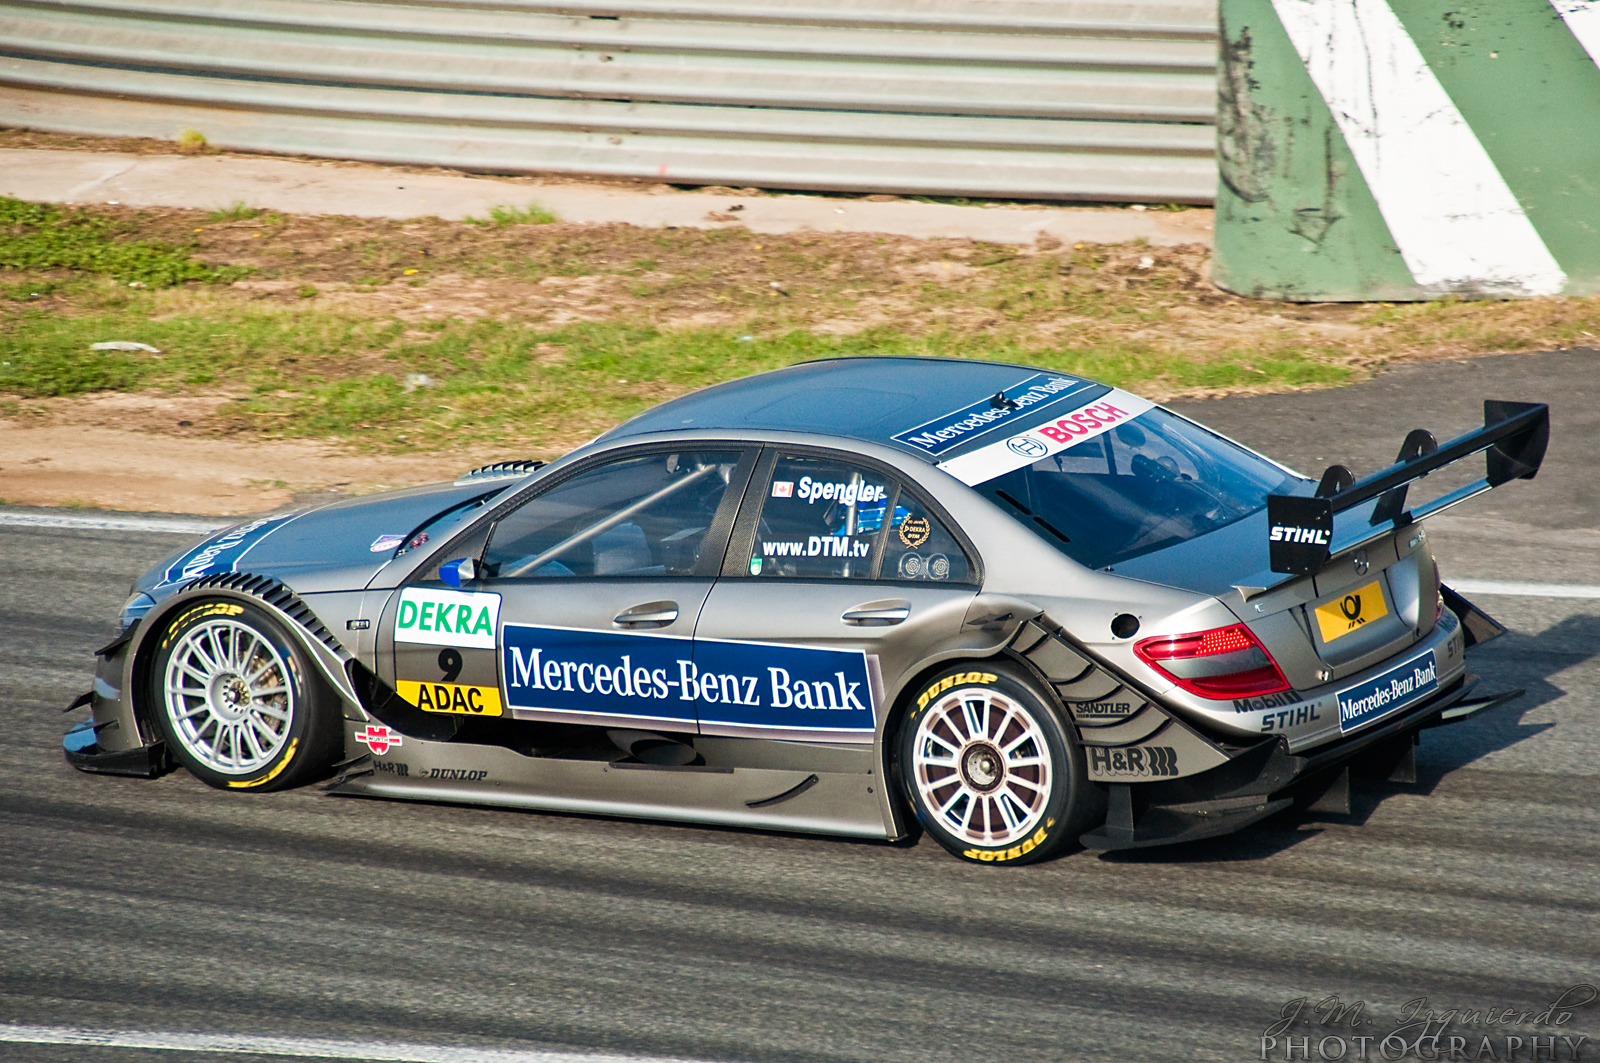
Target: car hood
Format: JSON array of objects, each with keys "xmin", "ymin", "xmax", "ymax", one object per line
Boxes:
[{"xmin": 140, "ymin": 480, "xmax": 504, "ymax": 595}]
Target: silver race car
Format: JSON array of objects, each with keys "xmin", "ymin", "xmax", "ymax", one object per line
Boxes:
[{"xmin": 65, "ymin": 358, "xmax": 1546, "ymax": 864}]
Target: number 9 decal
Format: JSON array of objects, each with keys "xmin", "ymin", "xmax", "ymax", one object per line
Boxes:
[{"xmin": 438, "ymin": 647, "xmax": 462, "ymax": 683}]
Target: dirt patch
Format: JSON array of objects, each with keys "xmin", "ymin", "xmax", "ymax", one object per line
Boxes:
[{"xmin": 0, "ymin": 419, "xmax": 486, "ymax": 514}]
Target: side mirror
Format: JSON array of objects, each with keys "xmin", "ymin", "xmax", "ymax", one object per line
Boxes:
[{"xmin": 439, "ymin": 557, "xmax": 479, "ymax": 587}]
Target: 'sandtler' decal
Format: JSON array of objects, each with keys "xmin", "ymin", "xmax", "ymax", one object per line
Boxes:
[
  {"xmin": 501, "ymin": 625, "xmax": 876, "ymax": 735},
  {"xmin": 162, "ymin": 514, "xmax": 300, "ymax": 585}
]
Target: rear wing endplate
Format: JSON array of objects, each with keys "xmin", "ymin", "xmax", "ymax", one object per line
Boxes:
[{"xmin": 1265, "ymin": 399, "xmax": 1548, "ymax": 576}]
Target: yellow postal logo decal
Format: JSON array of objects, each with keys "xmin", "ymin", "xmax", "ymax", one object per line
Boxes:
[{"xmin": 1315, "ymin": 580, "xmax": 1387, "ymax": 643}]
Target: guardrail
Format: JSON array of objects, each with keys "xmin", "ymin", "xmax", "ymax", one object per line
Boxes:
[{"xmin": 0, "ymin": 0, "xmax": 1219, "ymax": 202}]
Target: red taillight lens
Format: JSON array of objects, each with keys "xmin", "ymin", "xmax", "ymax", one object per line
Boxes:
[{"xmin": 1134, "ymin": 623, "xmax": 1291, "ymax": 699}]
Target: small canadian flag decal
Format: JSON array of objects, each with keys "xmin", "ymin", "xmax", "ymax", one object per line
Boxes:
[{"xmin": 354, "ymin": 725, "xmax": 402, "ymax": 755}]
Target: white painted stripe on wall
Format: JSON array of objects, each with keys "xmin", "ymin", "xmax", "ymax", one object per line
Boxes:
[
  {"xmin": 0, "ymin": 511, "xmax": 226, "ymax": 535},
  {"xmin": 1450, "ymin": 579, "xmax": 1600, "ymax": 600},
  {"xmin": 1271, "ymin": 0, "xmax": 1567, "ymax": 297},
  {"xmin": 1552, "ymin": 0, "xmax": 1600, "ymax": 66},
  {"xmin": 0, "ymin": 1024, "xmax": 704, "ymax": 1063}
]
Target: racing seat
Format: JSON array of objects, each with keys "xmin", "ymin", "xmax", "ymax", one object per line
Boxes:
[{"xmin": 593, "ymin": 523, "xmax": 664, "ymax": 576}]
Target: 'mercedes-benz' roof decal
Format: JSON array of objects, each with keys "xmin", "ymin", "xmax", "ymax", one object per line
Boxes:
[
  {"xmin": 892, "ymin": 373, "xmax": 1085, "ymax": 457},
  {"xmin": 937, "ymin": 389, "xmax": 1158, "ymax": 486}
]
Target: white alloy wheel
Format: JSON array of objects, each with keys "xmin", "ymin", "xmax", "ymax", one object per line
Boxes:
[
  {"xmin": 910, "ymin": 683, "xmax": 1054, "ymax": 848},
  {"xmin": 160, "ymin": 617, "xmax": 295, "ymax": 775}
]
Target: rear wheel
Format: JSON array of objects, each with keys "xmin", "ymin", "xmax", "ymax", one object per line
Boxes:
[
  {"xmin": 897, "ymin": 666, "xmax": 1096, "ymax": 865},
  {"xmin": 148, "ymin": 598, "xmax": 340, "ymax": 791}
]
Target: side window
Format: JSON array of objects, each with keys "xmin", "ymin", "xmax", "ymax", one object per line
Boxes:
[
  {"xmin": 880, "ymin": 489, "xmax": 971, "ymax": 584},
  {"xmin": 484, "ymin": 450, "xmax": 742, "ymax": 579},
  {"xmin": 748, "ymin": 455, "xmax": 892, "ymax": 579}
]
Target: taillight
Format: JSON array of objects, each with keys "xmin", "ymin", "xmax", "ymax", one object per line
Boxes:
[{"xmin": 1134, "ymin": 623, "xmax": 1291, "ymax": 699}]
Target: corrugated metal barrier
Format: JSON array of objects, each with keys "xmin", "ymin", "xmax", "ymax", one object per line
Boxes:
[{"xmin": 0, "ymin": 0, "xmax": 1218, "ymax": 203}]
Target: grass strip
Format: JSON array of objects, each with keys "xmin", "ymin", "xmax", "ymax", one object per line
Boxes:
[{"xmin": 0, "ymin": 196, "xmax": 252, "ymax": 287}]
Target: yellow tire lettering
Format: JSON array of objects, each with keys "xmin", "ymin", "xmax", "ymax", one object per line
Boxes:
[{"xmin": 227, "ymin": 738, "xmax": 298, "ymax": 789}]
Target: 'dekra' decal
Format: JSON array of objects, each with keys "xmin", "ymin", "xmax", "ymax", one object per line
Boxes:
[
  {"xmin": 395, "ymin": 588, "xmax": 501, "ymax": 650},
  {"xmin": 501, "ymin": 625, "xmax": 876, "ymax": 736}
]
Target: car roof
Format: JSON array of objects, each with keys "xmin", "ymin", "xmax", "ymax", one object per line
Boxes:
[{"xmin": 596, "ymin": 357, "xmax": 1112, "ymax": 463}]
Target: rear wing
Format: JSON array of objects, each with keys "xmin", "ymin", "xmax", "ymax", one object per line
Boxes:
[{"xmin": 1265, "ymin": 399, "xmax": 1549, "ymax": 577}]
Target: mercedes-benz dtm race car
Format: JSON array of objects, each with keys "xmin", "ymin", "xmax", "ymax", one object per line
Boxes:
[{"xmin": 64, "ymin": 358, "xmax": 1545, "ymax": 864}]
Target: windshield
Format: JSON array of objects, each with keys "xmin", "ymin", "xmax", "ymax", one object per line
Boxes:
[{"xmin": 971, "ymin": 407, "xmax": 1303, "ymax": 570}]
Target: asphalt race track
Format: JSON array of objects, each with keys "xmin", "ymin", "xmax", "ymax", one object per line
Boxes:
[{"xmin": 2, "ymin": 348, "xmax": 1596, "ymax": 1063}]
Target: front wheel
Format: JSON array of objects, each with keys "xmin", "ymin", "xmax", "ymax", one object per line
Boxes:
[
  {"xmin": 896, "ymin": 666, "xmax": 1097, "ymax": 865},
  {"xmin": 148, "ymin": 598, "xmax": 340, "ymax": 791}
]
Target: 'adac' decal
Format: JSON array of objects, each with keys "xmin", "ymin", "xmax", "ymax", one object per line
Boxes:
[
  {"xmin": 395, "ymin": 588, "xmax": 500, "ymax": 649},
  {"xmin": 396, "ymin": 680, "xmax": 504, "ymax": 717},
  {"xmin": 501, "ymin": 625, "xmax": 877, "ymax": 737}
]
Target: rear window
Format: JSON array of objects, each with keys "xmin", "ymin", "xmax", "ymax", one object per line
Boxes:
[{"xmin": 972, "ymin": 408, "xmax": 1302, "ymax": 569}]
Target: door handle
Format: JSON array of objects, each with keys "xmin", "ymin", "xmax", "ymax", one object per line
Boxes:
[
  {"xmin": 842, "ymin": 601, "xmax": 911, "ymax": 625},
  {"xmin": 614, "ymin": 601, "xmax": 679, "ymax": 626}
]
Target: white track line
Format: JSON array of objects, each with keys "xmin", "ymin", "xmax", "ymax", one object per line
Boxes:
[
  {"xmin": 0, "ymin": 512, "xmax": 226, "ymax": 535},
  {"xmin": 1450, "ymin": 579, "xmax": 1600, "ymax": 600},
  {"xmin": 0, "ymin": 1024, "xmax": 705, "ymax": 1063}
]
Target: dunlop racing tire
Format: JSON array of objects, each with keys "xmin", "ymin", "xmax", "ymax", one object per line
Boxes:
[
  {"xmin": 147, "ymin": 598, "xmax": 341, "ymax": 792},
  {"xmin": 896, "ymin": 665, "xmax": 1095, "ymax": 865}
]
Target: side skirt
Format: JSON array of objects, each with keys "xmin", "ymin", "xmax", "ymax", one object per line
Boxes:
[{"xmin": 326, "ymin": 737, "xmax": 892, "ymax": 840}]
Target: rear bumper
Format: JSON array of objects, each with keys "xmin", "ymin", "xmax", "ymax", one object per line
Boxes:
[{"xmin": 1080, "ymin": 674, "xmax": 1520, "ymax": 850}]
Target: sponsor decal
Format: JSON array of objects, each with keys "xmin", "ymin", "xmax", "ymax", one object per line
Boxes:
[
  {"xmin": 1074, "ymin": 699, "xmax": 1137, "ymax": 720},
  {"xmin": 395, "ymin": 680, "xmax": 505, "ymax": 717},
  {"xmin": 1232, "ymin": 690, "xmax": 1302, "ymax": 714},
  {"xmin": 373, "ymin": 760, "xmax": 409, "ymax": 777},
  {"xmin": 937, "ymin": 389, "xmax": 1158, "ymax": 486},
  {"xmin": 1258, "ymin": 702, "xmax": 1324, "ymax": 733},
  {"xmin": 898, "ymin": 552, "xmax": 950, "ymax": 580},
  {"xmin": 1314, "ymin": 580, "xmax": 1388, "ymax": 643},
  {"xmin": 370, "ymin": 534, "xmax": 405, "ymax": 553},
  {"xmin": 161, "ymin": 602, "xmax": 245, "ymax": 649},
  {"xmin": 898, "ymin": 515, "xmax": 931, "ymax": 548},
  {"xmin": 226, "ymin": 738, "xmax": 298, "ymax": 789},
  {"xmin": 1270, "ymin": 526, "xmax": 1330, "ymax": 545},
  {"xmin": 759, "ymin": 536, "xmax": 874, "ymax": 559},
  {"xmin": 1337, "ymin": 651, "xmax": 1438, "ymax": 733},
  {"xmin": 1088, "ymin": 745, "xmax": 1180, "ymax": 777},
  {"xmin": 163, "ymin": 514, "xmax": 298, "ymax": 585},
  {"xmin": 501, "ymin": 625, "xmax": 877, "ymax": 734},
  {"xmin": 893, "ymin": 373, "xmax": 1082, "ymax": 456},
  {"xmin": 421, "ymin": 768, "xmax": 488, "ymax": 781},
  {"xmin": 748, "ymin": 556, "xmax": 764, "ymax": 575},
  {"xmin": 1267, "ymin": 494, "xmax": 1334, "ymax": 575},
  {"xmin": 915, "ymin": 671, "xmax": 999, "ymax": 710},
  {"xmin": 354, "ymin": 724, "xmax": 403, "ymax": 755},
  {"xmin": 790, "ymin": 476, "xmax": 886, "ymax": 507},
  {"xmin": 395, "ymin": 588, "xmax": 500, "ymax": 649},
  {"xmin": 770, "ymin": 481, "xmax": 794, "ymax": 498},
  {"xmin": 963, "ymin": 823, "xmax": 1051, "ymax": 863}
]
